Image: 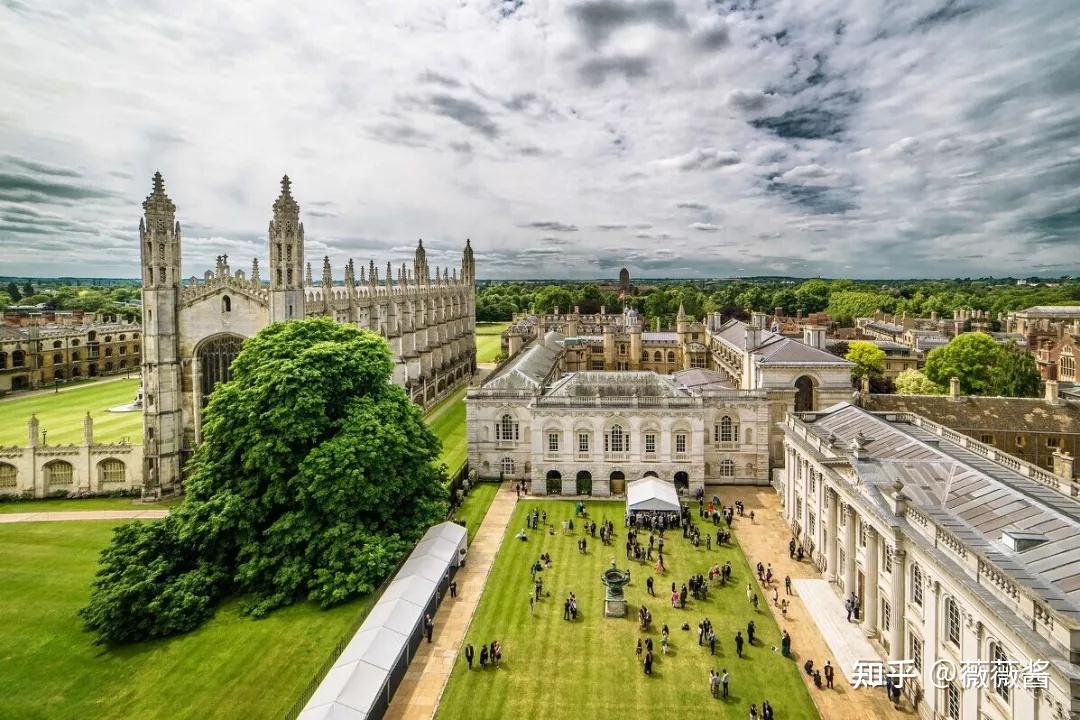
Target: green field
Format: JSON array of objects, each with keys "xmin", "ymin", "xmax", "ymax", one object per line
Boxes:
[
  {"xmin": 436, "ymin": 501, "xmax": 817, "ymax": 720},
  {"xmin": 425, "ymin": 385, "xmax": 468, "ymax": 475},
  {"xmin": 476, "ymin": 321, "xmax": 510, "ymax": 364},
  {"xmin": 451, "ymin": 482, "xmax": 500, "ymax": 543},
  {"xmin": 0, "ymin": 378, "xmax": 142, "ymax": 446},
  {"xmin": 0, "ymin": 496, "xmax": 180, "ymax": 514},
  {"xmin": 0, "ymin": 521, "xmax": 371, "ymax": 720}
]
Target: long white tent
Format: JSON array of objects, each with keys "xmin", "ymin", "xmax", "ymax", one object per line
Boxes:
[{"xmin": 625, "ymin": 477, "xmax": 680, "ymax": 513}]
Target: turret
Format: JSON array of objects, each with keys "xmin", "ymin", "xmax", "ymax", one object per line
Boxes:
[
  {"xmin": 461, "ymin": 238, "xmax": 475, "ymax": 284},
  {"xmin": 414, "ymin": 239, "xmax": 428, "ymax": 283},
  {"xmin": 250, "ymin": 257, "xmax": 260, "ymax": 287},
  {"xmin": 268, "ymin": 175, "xmax": 305, "ymax": 321}
]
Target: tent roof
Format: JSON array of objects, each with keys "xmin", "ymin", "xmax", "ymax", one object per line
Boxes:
[
  {"xmin": 421, "ymin": 521, "xmax": 467, "ymax": 546},
  {"xmin": 626, "ymin": 477, "xmax": 680, "ymax": 512},
  {"xmin": 300, "ymin": 660, "xmax": 386, "ymax": 720},
  {"xmin": 339, "ymin": 626, "xmax": 409, "ymax": 671},
  {"xmin": 361, "ymin": 596, "xmax": 425, "ymax": 637},
  {"xmin": 396, "ymin": 553, "xmax": 449, "ymax": 583},
  {"xmin": 381, "ymin": 574, "xmax": 439, "ymax": 607},
  {"xmin": 411, "ymin": 537, "xmax": 462, "ymax": 565}
]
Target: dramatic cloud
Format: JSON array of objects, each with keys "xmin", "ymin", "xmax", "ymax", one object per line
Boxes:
[{"xmin": 0, "ymin": 0, "xmax": 1077, "ymax": 278}]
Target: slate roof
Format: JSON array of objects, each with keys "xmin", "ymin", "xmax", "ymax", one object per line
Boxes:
[
  {"xmin": 865, "ymin": 394, "xmax": 1080, "ymax": 434},
  {"xmin": 484, "ymin": 331, "xmax": 564, "ymax": 390},
  {"xmin": 715, "ymin": 319, "xmax": 852, "ymax": 367},
  {"xmin": 1018, "ymin": 306, "xmax": 1080, "ymax": 316},
  {"xmin": 798, "ymin": 403, "xmax": 1080, "ymax": 618},
  {"xmin": 643, "ymin": 331, "xmax": 678, "ymax": 342},
  {"xmin": 546, "ymin": 371, "xmax": 689, "ymax": 398},
  {"xmin": 672, "ymin": 368, "xmax": 734, "ymax": 391}
]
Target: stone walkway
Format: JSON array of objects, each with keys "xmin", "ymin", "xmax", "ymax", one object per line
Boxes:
[
  {"xmin": 384, "ymin": 483, "xmax": 517, "ymax": 720},
  {"xmin": 725, "ymin": 486, "xmax": 913, "ymax": 719},
  {"xmin": 794, "ymin": 579, "xmax": 881, "ymax": 683},
  {"xmin": 0, "ymin": 509, "xmax": 169, "ymax": 523}
]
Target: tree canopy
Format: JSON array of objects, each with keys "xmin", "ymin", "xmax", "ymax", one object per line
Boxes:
[
  {"xmin": 81, "ymin": 318, "xmax": 449, "ymax": 643},
  {"xmin": 845, "ymin": 341, "xmax": 886, "ymax": 382},
  {"xmin": 923, "ymin": 333, "xmax": 1041, "ymax": 397},
  {"xmin": 894, "ymin": 368, "xmax": 944, "ymax": 395}
]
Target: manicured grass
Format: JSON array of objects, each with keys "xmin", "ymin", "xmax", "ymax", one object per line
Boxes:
[
  {"xmin": 425, "ymin": 386, "xmax": 467, "ymax": 475},
  {"xmin": 475, "ymin": 321, "xmax": 510, "ymax": 364},
  {"xmin": 0, "ymin": 496, "xmax": 180, "ymax": 514},
  {"xmin": 0, "ymin": 521, "xmax": 371, "ymax": 720},
  {"xmin": 0, "ymin": 378, "xmax": 142, "ymax": 446},
  {"xmin": 451, "ymin": 482, "xmax": 501, "ymax": 543},
  {"xmin": 436, "ymin": 501, "xmax": 818, "ymax": 720}
]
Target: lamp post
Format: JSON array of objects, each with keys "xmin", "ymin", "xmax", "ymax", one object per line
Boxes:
[
  {"xmin": 54, "ymin": 377, "xmax": 60, "ymax": 394},
  {"xmin": 42, "ymin": 430, "xmax": 47, "ymax": 446}
]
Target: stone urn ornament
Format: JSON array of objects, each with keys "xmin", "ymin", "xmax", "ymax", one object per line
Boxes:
[{"xmin": 601, "ymin": 559, "xmax": 631, "ymax": 617}]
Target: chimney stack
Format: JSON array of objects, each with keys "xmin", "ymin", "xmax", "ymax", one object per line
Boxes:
[
  {"xmin": 1045, "ymin": 379, "xmax": 1062, "ymax": 406},
  {"xmin": 802, "ymin": 325, "xmax": 826, "ymax": 350}
]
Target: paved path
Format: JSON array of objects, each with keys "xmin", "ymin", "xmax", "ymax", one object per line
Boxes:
[
  {"xmin": 725, "ymin": 486, "xmax": 913, "ymax": 719},
  {"xmin": 794, "ymin": 579, "xmax": 881, "ymax": 683},
  {"xmin": 0, "ymin": 509, "xmax": 169, "ymax": 523},
  {"xmin": 0, "ymin": 373, "xmax": 135, "ymax": 403},
  {"xmin": 385, "ymin": 483, "xmax": 517, "ymax": 720}
]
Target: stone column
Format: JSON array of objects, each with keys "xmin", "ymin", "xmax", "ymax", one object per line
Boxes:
[
  {"xmin": 844, "ymin": 505, "xmax": 856, "ymax": 595},
  {"xmin": 826, "ymin": 487, "xmax": 839, "ymax": 582},
  {"xmin": 889, "ymin": 546, "xmax": 905, "ymax": 662},
  {"xmin": 864, "ymin": 526, "xmax": 879, "ymax": 636}
]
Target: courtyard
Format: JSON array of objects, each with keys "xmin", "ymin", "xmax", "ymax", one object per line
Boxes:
[
  {"xmin": 0, "ymin": 377, "xmax": 142, "ymax": 446},
  {"xmin": 435, "ymin": 499, "xmax": 819, "ymax": 720}
]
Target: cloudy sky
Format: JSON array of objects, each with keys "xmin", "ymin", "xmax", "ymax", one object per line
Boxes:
[{"xmin": 1, "ymin": 0, "xmax": 1078, "ymax": 279}]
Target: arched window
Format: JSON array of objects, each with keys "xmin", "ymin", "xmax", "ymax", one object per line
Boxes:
[
  {"xmin": 500, "ymin": 456, "xmax": 515, "ymax": 475},
  {"xmin": 498, "ymin": 414, "xmax": 519, "ymax": 441},
  {"xmin": 912, "ymin": 564, "xmax": 924, "ymax": 606},
  {"xmin": 720, "ymin": 459, "xmax": 735, "ymax": 477},
  {"xmin": 222, "ymin": 295, "xmax": 232, "ymax": 313},
  {"xmin": 12, "ymin": 350, "xmax": 25, "ymax": 367},
  {"xmin": 0, "ymin": 463, "xmax": 16, "ymax": 488},
  {"xmin": 607, "ymin": 424, "xmax": 625, "ymax": 453},
  {"xmin": 45, "ymin": 460, "xmax": 73, "ymax": 485},
  {"xmin": 53, "ymin": 353, "xmax": 62, "ymax": 364},
  {"xmin": 716, "ymin": 415, "xmax": 738, "ymax": 444},
  {"xmin": 653, "ymin": 351, "xmax": 662, "ymax": 362},
  {"xmin": 71, "ymin": 339, "xmax": 80, "ymax": 346},
  {"xmin": 667, "ymin": 350, "xmax": 675, "ymax": 363},
  {"xmin": 0, "ymin": 351, "xmax": 6, "ymax": 368},
  {"xmin": 197, "ymin": 334, "xmax": 244, "ymax": 408},
  {"xmin": 98, "ymin": 459, "xmax": 126, "ymax": 484},
  {"xmin": 641, "ymin": 350, "xmax": 649, "ymax": 361},
  {"xmin": 52, "ymin": 340, "xmax": 62, "ymax": 348},
  {"xmin": 990, "ymin": 642, "xmax": 1010, "ymax": 702},
  {"xmin": 944, "ymin": 597, "xmax": 961, "ymax": 647}
]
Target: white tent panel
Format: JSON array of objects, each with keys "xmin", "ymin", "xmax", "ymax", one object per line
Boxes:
[
  {"xmin": 396, "ymin": 553, "xmax": 449, "ymax": 584},
  {"xmin": 298, "ymin": 701, "xmax": 367, "ymax": 720},
  {"xmin": 626, "ymin": 477, "xmax": 680, "ymax": 512},
  {"xmin": 362, "ymin": 596, "xmax": 426, "ymax": 637},
  {"xmin": 339, "ymin": 626, "xmax": 409, "ymax": 671},
  {"xmin": 411, "ymin": 537, "xmax": 461, "ymax": 565},
  {"xmin": 381, "ymin": 574, "xmax": 438, "ymax": 607},
  {"xmin": 302, "ymin": 660, "xmax": 385, "ymax": 720}
]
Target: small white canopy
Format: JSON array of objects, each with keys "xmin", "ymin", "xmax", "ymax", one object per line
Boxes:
[{"xmin": 626, "ymin": 477, "xmax": 680, "ymax": 513}]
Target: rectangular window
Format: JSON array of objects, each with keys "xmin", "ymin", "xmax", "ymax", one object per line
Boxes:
[
  {"xmin": 882, "ymin": 599, "xmax": 891, "ymax": 632},
  {"xmin": 883, "ymin": 547, "xmax": 893, "ymax": 574},
  {"xmin": 1015, "ymin": 435, "xmax": 1025, "ymax": 448},
  {"xmin": 912, "ymin": 565, "xmax": 924, "ymax": 606},
  {"xmin": 547, "ymin": 433, "xmax": 559, "ymax": 453},
  {"xmin": 808, "ymin": 512, "xmax": 816, "ymax": 536},
  {"xmin": 809, "ymin": 473, "xmax": 816, "ymax": 494},
  {"xmin": 859, "ymin": 522, "xmax": 867, "ymax": 547},
  {"xmin": 591, "ymin": 360, "xmax": 604, "ymax": 370},
  {"xmin": 980, "ymin": 434, "xmax": 993, "ymax": 444},
  {"xmin": 1047, "ymin": 437, "xmax": 1060, "ymax": 448},
  {"xmin": 645, "ymin": 433, "xmax": 656, "ymax": 454},
  {"xmin": 946, "ymin": 683, "xmax": 960, "ymax": 720},
  {"xmin": 578, "ymin": 433, "xmax": 589, "ymax": 453},
  {"xmin": 947, "ymin": 599, "xmax": 961, "ymax": 646},
  {"xmin": 675, "ymin": 434, "xmax": 686, "ymax": 454},
  {"xmin": 911, "ymin": 634, "xmax": 923, "ymax": 672},
  {"xmin": 618, "ymin": 344, "xmax": 626, "ymax": 355},
  {"xmin": 992, "ymin": 644, "xmax": 1010, "ymax": 702}
]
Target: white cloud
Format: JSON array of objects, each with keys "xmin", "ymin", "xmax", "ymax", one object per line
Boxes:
[{"xmin": 0, "ymin": 0, "xmax": 1076, "ymax": 278}]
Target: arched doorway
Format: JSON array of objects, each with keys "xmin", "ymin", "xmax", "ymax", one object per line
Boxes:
[
  {"xmin": 794, "ymin": 375, "xmax": 816, "ymax": 412},
  {"xmin": 546, "ymin": 470, "xmax": 562, "ymax": 495},
  {"xmin": 610, "ymin": 470, "xmax": 626, "ymax": 496},
  {"xmin": 196, "ymin": 334, "xmax": 245, "ymax": 408},
  {"xmin": 576, "ymin": 470, "xmax": 592, "ymax": 496},
  {"xmin": 643, "ymin": 470, "xmax": 659, "ymax": 478},
  {"xmin": 674, "ymin": 471, "xmax": 689, "ymax": 492}
]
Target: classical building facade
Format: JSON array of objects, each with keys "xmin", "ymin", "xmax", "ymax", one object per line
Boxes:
[
  {"xmin": 467, "ymin": 331, "xmax": 771, "ymax": 494},
  {"xmin": 0, "ymin": 316, "xmax": 141, "ymax": 393},
  {"xmin": 139, "ymin": 173, "xmax": 477, "ymax": 494},
  {"xmin": 780, "ymin": 403, "xmax": 1079, "ymax": 720},
  {"xmin": 0, "ymin": 413, "xmax": 142, "ymax": 498}
]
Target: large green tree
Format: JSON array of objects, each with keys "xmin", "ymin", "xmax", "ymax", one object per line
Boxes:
[
  {"xmin": 81, "ymin": 318, "xmax": 449, "ymax": 643},
  {"xmin": 894, "ymin": 368, "xmax": 943, "ymax": 395},
  {"xmin": 845, "ymin": 341, "xmax": 886, "ymax": 383},
  {"xmin": 6, "ymin": 282, "xmax": 21, "ymax": 302},
  {"xmin": 923, "ymin": 333, "xmax": 1040, "ymax": 397}
]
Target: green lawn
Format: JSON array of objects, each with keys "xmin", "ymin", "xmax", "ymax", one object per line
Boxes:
[
  {"xmin": 437, "ymin": 501, "xmax": 818, "ymax": 720},
  {"xmin": 451, "ymin": 482, "xmax": 501, "ymax": 543},
  {"xmin": 425, "ymin": 386, "xmax": 467, "ymax": 475},
  {"xmin": 475, "ymin": 321, "xmax": 510, "ymax": 364},
  {"xmin": 0, "ymin": 521, "xmax": 371, "ymax": 720},
  {"xmin": 0, "ymin": 496, "xmax": 180, "ymax": 514},
  {"xmin": 0, "ymin": 378, "xmax": 142, "ymax": 446}
]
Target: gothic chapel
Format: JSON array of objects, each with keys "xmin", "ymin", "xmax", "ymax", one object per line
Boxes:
[{"xmin": 138, "ymin": 173, "xmax": 477, "ymax": 494}]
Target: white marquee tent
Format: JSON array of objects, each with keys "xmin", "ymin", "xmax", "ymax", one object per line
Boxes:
[{"xmin": 625, "ymin": 477, "xmax": 681, "ymax": 513}]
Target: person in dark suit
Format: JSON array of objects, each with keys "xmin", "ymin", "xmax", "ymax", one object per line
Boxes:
[
  {"xmin": 424, "ymin": 614, "xmax": 434, "ymax": 643},
  {"xmin": 824, "ymin": 660, "xmax": 834, "ymax": 688},
  {"xmin": 464, "ymin": 644, "xmax": 474, "ymax": 669}
]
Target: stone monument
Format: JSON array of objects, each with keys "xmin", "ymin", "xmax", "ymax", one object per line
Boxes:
[{"xmin": 601, "ymin": 560, "xmax": 631, "ymax": 618}]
